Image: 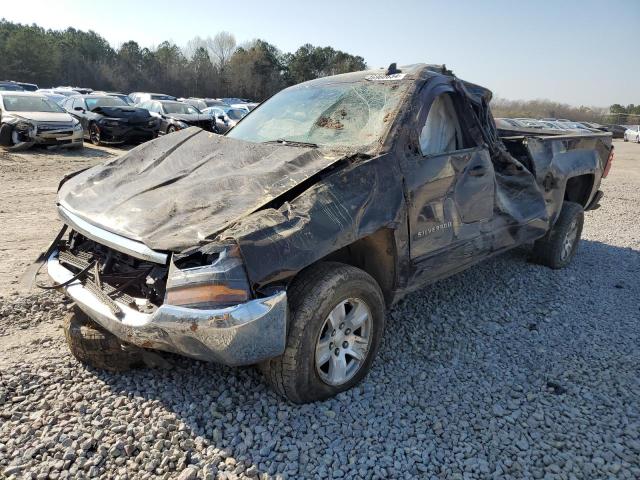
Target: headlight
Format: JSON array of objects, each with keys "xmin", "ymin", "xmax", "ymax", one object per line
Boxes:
[
  {"xmin": 15, "ymin": 121, "xmax": 34, "ymax": 132},
  {"xmin": 165, "ymin": 243, "xmax": 252, "ymax": 309}
]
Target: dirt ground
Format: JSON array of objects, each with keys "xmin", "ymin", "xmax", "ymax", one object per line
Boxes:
[
  {"xmin": 0, "ymin": 139, "xmax": 638, "ymax": 298},
  {"xmin": 0, "ymin": 144, "xmax": 127, "ymax": 297}
]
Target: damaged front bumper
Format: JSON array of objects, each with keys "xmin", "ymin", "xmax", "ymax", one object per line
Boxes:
[{"xmin": 47, "ymin": 250, "xmax": 288, "ymax": 366}]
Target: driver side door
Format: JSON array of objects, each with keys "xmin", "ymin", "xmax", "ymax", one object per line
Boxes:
[{"xmin": 403, "ymin": 91, "xmax": 497, "ymax": 283}]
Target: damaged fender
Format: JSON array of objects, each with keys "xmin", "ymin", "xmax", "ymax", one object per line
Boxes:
[{"xmin": 220, "ymin": 153, "xmax": 406, "ymax": 291}]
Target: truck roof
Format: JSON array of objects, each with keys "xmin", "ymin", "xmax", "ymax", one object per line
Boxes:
[{"xmin": 296, "ymin": 63, "xmax": 493, "ymax": 102}]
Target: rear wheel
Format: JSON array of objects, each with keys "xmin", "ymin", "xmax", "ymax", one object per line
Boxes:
[
  {"xmin": 260, "ymin": 262, "xmax": 386, "ymax": 403},
  {"xmin": 88, "ymin": 123, "xmax": 102, "ymax": 146},
  {"xmin": 530, "ymin": 201, "xmax": 584, "ymax": 269},
  {"xmin": 64, "ymin": 307, "xmax": 142, "ymax": 371}
]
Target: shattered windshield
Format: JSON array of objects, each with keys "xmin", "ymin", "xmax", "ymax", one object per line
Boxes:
[
  {"xmin": 227, "ymin": 81, "xmax": 409, "ymax": 150},
  {"xmin": 2, "ymin": 95, "xmax": 65, "ymax": 112}
]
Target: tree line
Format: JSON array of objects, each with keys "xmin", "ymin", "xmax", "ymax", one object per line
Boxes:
[
  {"xmin": 0, "ymin": 19, "xmax": 367, "ymax": 101},
  {"xmin": 491, "ymin": 98, "xmax": 638, "ymax": 125}
]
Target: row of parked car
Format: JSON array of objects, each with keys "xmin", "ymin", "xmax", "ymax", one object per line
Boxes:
[
  {"xmin": 0, "ymin": 80, "xmax": 258, "ymax": 150},
  {"xmin": 494, "ymin": 117, "xmax": 630, "ymax": 138}
]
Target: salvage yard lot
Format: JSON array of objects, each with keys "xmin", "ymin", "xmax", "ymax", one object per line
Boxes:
[{"xmin": 1, "ymin": 140, "xmax": 639, "ymax": 478}]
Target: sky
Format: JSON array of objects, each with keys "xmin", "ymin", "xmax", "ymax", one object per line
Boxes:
[{"xmin": 2, "ymin": 0, "xmax": 639, "ymax": 106}]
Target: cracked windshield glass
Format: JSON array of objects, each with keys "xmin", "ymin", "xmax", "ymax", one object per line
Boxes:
[{"xmin": 227, "ymin": 80, "xmax": 408, "ymax": 150}]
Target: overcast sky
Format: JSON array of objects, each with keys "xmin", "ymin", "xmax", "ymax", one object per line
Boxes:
[{"xmin": 3, "ymin": 0, "xmax": 639, "ymax": 106}]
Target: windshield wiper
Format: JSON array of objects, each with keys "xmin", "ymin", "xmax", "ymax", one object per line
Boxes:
[{"xmin": 263, "ymin": 138, "xmax": 319, "ymax": 148}]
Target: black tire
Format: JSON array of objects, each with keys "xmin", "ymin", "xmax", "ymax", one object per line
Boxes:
[
  {"xmin": 623, "ymin": 135, "xmax": 627, "ymax": 142},
  {"xmin": 530, "ymin": 201, "xmax": 584, "ymax": 269},
  {"xmin": 167, "ymin": 125, "xmax": 177, "ymax": 134},
  {"xmin": 260, "ymin": 262, "xmax": 386, "ymax": 403},
  {"xmin": 88, "ymin": 122, "xmax": 102, "ymax": 146},
  {"xmin": 64, "ymin": 307, "xmax": 142, "ymax": 372},
  {"xmin": 0, "ymin": 123, "xmax": 14, "ymax": 147}
]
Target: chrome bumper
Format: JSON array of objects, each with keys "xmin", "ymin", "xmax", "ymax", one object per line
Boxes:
[{"xmin": 47, "ymin": 250, "xmax": 287, "ymax": 366}]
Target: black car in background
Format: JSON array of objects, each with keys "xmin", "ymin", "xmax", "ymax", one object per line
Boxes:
[
  {"xmin": 602, "ymin": 124, "xmax": 627, "ymax": 139},
  {"xmin": 138, "ymin": 100, "xmax": 214, "ymax": 134},
  {"xmin": 61, "ymin": 95, "xmax": 160, "ymax": 145},
  {"xmin": 0, "ymin": 81, "xmax": 25, "ymax": 92}
]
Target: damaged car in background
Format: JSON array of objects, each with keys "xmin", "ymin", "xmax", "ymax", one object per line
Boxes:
[
  {"xmin": 61, "ymin": 94, "xmax": 160, "ymax": 146},
  {"xmin": 137, "ymin": 100, "xmax": 215, "ymax": 134},
  {"xmin": 0, "ymin": 92, "xmax": 83, "ymax": 150},
  {"xmin": 38, "ymin": 63, "xmax": 613, "ymax": 403}
]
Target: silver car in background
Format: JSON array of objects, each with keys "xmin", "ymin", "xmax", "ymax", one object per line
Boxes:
[
  {"xmin": 623, "ymin": 125, "xmax": 640, "ymax": 143},
  {"xmin": 0, "ymin": 92, "xmax": 84, "ymax": 150}
]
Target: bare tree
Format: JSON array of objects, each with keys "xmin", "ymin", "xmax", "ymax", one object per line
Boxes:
[
  {"xmin": 183, "ymin": 36, "xmax": 207, "ymax": 60},
  {"xmin": 208, "ymin": 31, "xmax": 236, "ymax": 68}
]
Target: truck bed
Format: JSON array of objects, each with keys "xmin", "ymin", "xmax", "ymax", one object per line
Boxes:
[{"xmin": 500, "ymin": 131, "xmax": 613, "ymax": 222}]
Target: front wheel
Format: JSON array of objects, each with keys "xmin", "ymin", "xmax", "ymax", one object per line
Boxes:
[
  {"xmin": 530, "ymin": 201, "xmax": 584, "ymax": 269},
  {"xmin": 260, "ymin": 262, "xmax": 386, "ymax": 403},
  {"xmin": 167, "ymin": 125, "xmax": 177, "ymax": 134},
  {"xmin": 88, "ymin": 123, "xmax": 102, "ymax": 146},
  {"xmin": 623, "ymin": 134, "xmax": 628, "ymax": 142}
]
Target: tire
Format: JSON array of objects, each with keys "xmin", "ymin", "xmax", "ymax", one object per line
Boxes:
[
  {"xmin": 623, "ymin": 135, "xmax": 628, "ymax": 142},
  {"xmin": 88, "ymin": 122, "xmax": 102, "ymax": 146},
  {"xmin": 0, "ymin": 123, "xmax": 13, "ymax": 147},
  {"xmin": 530, "ymin": 201, "xmax": 584, "ymax": 269},
  {"xmin": 64, "ymin": 307, "xmax": 142, "ymax": 372},
  {"xmin": 167, "ymin": 125, "xmax": 177, "ymax": 134},
  {"xmin": 260, "ymin": 262, "xmax": 386, "ymax": 403}
]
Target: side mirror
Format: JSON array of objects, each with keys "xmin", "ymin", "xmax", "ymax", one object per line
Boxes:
[
  {"xmin": 74, "ymin": 106, "xmax": 84, "ymax": 112},
  {"xmin": 218, "ymin": 115, "xmax": 226, "ymax": 120}
]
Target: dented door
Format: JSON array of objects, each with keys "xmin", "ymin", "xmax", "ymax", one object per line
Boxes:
[{"xmin": 406, "ymin": 146, "xmax": 495, "ymax": 272}]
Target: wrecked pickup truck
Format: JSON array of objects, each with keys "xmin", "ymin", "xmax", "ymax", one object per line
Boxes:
[{"xmin": 42, "ymin": 64, "xmax": 613, "ymax": 403}]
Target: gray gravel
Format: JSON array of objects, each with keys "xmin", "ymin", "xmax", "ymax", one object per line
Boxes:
[{"xmin": 1, "ymin": 149, "xmax": 639, "ymax": 479}]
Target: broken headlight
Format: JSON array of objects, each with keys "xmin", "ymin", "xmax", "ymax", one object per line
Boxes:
[
  {"xmin": 15, "ymin": 121, "xmax": 34, "ymax": 133},
  {"xmin": 165, "ymin": 243, "xmax": 252, "ymax": 309}
]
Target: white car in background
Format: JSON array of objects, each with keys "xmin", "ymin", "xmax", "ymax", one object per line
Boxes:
[{"xmin": 623, "ymin": 125, "xmax": 640, "ymax": 143}]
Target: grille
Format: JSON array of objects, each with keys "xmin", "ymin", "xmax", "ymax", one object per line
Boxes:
[
  {"xmin": 37, "ymin": 123, "xmax": 75, "ymax": 132},
  {"xmin": 58, "ymin": 234, "xmax": 167, "ymax": 314}
]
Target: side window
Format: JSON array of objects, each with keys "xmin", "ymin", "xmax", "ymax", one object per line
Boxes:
[{"xmin": 419, "ymin": 93, "xmax": 464, "ymax": 156}]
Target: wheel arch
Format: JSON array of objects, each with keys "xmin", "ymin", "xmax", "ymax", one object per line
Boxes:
[
  {"xmin": 313, "ymin": 228, "xmax": 397, "ymax": 306},
  {"xmin": 563, "ymin": 173, "xmax": 595, "ymax": 208}
]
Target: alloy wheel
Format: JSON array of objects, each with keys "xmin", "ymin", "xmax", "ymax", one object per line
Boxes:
[
  {"xmin": 561, "ymin": 217, "xmax": 579, "ymax": 261},
  {"xmin": 315, "ymin": 297, "xmax": 373, "ymax": 386}
]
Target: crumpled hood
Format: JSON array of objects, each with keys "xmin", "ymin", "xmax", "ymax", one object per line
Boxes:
[
  {"xmin": 168, "ymin": 113, "xmax": 210, "ymax": 123},
  {"xmin": 58, "ymin": 128, "xmax": 345, "ymax": 251},
  {"xmin": 92, "ymin": 106, "xmax": 150, "ymax": 121}
]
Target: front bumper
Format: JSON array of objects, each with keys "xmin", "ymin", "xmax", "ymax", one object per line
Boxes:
[
  {"xmin": 35, "ymin": 127, "xmax": 84, "ymax": 146},
  {"xmin": 47, "ymin": 250, "xmax": 287, "ymax": 366},
  {"xmin": 96, "ymin": 122, "xmax": 159, "ymax": 144}
]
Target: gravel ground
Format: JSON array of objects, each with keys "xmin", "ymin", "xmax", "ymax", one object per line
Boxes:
[{"xmin": 0, "ymin": 141, "xmax": 639, "ymax": 479}]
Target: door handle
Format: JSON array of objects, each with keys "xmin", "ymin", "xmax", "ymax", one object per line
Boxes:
[{"xmin": 468, "ymin": 165, "xmax": 487, "ymax": 177}]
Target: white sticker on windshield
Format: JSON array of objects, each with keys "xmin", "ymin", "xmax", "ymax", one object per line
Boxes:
[{"xmin": 365, "ymin": 73, "xmax": 407, "ymax": 81}]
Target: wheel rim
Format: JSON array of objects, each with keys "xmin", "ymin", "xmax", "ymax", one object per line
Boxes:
[
  {"xmin": 90, "ymin": 124, "xmax": 100, "ymax": 144},
  {"xmin": 315, "ymin": 297, "xmax": 373, "ymax": 386},
  {"xmin": 561, "ymin": 217, "xmax": 579, "ymax": 261}
]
